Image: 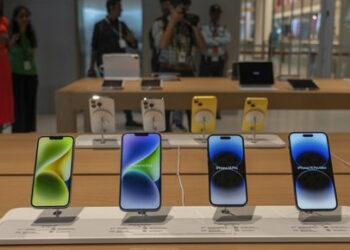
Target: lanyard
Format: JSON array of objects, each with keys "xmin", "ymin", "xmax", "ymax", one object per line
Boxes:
[{"xmin": 105, "ymin": 17, "xmax": 122, "ymax": 38}]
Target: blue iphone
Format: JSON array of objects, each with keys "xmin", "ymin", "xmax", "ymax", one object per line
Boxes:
[
  {"xmin": 289, "ymin": 132, "xmax": 337, "ymax": 211},
  {"xmin": 119, "ymin": 133, "xmax": 162, "ymax": 211},
  {"xmin": 207, "ymin": 135, "xmax": 247, "ymax": 206}
]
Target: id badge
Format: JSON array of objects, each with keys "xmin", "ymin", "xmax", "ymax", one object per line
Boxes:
[
  {"xmin": 178, "ymin": 51, "xmax": 186, "ymax": 64},
  {"xmin": 211, "ymin": 56, "xmax": 219, "ymax": 62},
  {"xmin": 119, "ymin": 39, "xmax": 127, "ymax": 49},
  {"xmin": 24, "ymin": 61, "xmax": 32, "ymax": 71}
]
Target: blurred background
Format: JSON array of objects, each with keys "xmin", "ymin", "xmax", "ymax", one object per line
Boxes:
[{"xmin": 2, "ymin": 0, "xmax": 350, "ymax": 133}]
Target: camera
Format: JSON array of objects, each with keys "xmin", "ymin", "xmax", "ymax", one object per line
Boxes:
[{"xmin": 182, "ymin": 9, "xmax": 200, "ymax": 26}]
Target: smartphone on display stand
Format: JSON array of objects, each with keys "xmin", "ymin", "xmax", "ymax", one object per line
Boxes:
[
  {"xmin": 207, "ymin": 135, "xmax": 248, "ymax": 206},
  {"xmin": 89, "ymin": 96, "xmax": 116, "ymax": 134},
  {"xmin": 141, "ymin": 98, "xmax": 166, "ymax": 132},
  {"xmin": 119, "ymin": 133, "xmax": 162, "ymax": 212},
  {"xmin": 289, "ymin": 132, "xmax": 338, "ymax": 211},
  {"xmin": 241, "ymin": 97, "xmax": 268, "ymax": 132},
  {"xmin": 31, "ymin": 136, "xmax": 75, "ymax": 208},
  {"xmin": 191, "ymin": 96, "xmax": 217, "ymax": 134}
]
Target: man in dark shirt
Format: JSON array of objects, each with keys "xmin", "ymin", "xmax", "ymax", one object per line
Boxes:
[{"xmin": 88, "ymin": 0, "xmax": 141, "ymax": 127}]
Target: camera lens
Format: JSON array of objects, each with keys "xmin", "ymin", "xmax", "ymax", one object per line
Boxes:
[
  {"xmin": 247, "ymin": 101, "xmax": 251, "ymax": 105},
  {"xmin": 150, "ymin": 103, "xmax": 154, "ymax": 108},
  {"xmin": 251, "ymin": 104, "xmax": 255, "ymax": 108},
  {"xmin": 199, "ymin": 103, "xmax": 203, "ymax": 106},
  {"xmin": 144, "ymin": 101, "xmax": 148, "ymax": 105},
  {"xmin": 194, "ymin": 100, "xmax": 198, "ymax": 103},
  {"xmin": 97, "ymin": 102, "xmax": 102, "ymax": 107}
]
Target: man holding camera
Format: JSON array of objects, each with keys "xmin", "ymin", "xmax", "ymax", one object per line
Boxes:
[{"xmin": 152, "ymin": 0, "xmax": 206, "ymax": 131}]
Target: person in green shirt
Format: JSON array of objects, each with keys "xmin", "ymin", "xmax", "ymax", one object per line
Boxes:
[{"xmin": 8, "ymin": 6, "xmax": 38, "ymax": 133}]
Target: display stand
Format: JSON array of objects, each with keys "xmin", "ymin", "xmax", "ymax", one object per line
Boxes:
[
  {"xmin": 143, "ymin": 110, "xmax": 165, "ymax": 133},
  {"xmin": 33, "ymin": 207, "xmax": 83, "ymax": 224},
  {"xmin": 299, "ymin": 208, "xmax": 342, "ymax": 223},
  {"xmin": 90, "ymin": 117, "xmax": 118, "ymax": 147},
  {"xmin": 122, "ymin": 207, "xmax": 171, "ymax": 224},
  {"xmin": 2, "ymin": 206, "xmax": 350, "ymax": 245},
  {"xmin": 75, "ymin": 116, "xmax": 119, "ymax": 149},
  {"xmin": 242, "ymin": 110, "xmax": 285, "ymax": 148},
  {"xmin": 193, "ymin": 110, "xmax": 214, "ymax": 146},
  {"xmin": 213, "ymin": 206, "xmax": 255, "ymax": 223}
]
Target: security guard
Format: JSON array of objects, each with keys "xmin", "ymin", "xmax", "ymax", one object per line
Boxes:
[{"xmin": 200, "ymin": 4, "xmax": 231, "ymax": 77}]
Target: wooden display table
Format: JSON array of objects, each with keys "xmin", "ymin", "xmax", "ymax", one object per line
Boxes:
[
  {"xmin": 1, "ymin": 133, "xmax": 350, "ymax": 248},
  {"xmin": 55, "ymin": 77, "xmax": 350, "ymax": 132}
]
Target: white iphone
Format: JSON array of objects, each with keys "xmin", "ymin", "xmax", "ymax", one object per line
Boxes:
[
  {"xmin": 89, "ymin": 96, "xmax": 116, "ymax": 134},
  {"xmin": 141, "ymin": 98, "xmax": 166, "ymax": 132}
]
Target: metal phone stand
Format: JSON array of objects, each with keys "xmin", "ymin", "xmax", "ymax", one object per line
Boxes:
[
  {"xmin": 299, "ymin": 207, "xmax": 342, "ymax": 223},
  {"xmin": 213, "ymin": 207, "xmax": 255, "ymax": 223},
  {"xmin": 244, "ymin": 110, "xmax": 264, "ymax": 144},
  {"xmin": 152, "ymin": 116, "xmax": 158, "ymax": 132},
  {"xmin": 193, "ymin": 110, "xmax": 214, "ymax": 145},
  {"xmin": 92, "ymin": 116, "xmax": 118, "ymax": 147},
  {"xmin": 33, "ymin": 207, "xmax": 83, "ymax": 224},
  {"xmin": 122, "ymin": 207, "xmax": 171, "ymax": 224}
]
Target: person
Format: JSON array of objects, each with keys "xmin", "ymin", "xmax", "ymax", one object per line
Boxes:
[
  {"xmin": 200, "ymin": 4, "xmax": 231, "ymax": 77},
  {"xmin": 0, "ymin": 1, "xmax": 15, "ymax": 133},
  {"xmin": 88, "ymin": 0, "xmax": 141, "ymax": 127},
  {"xmin": 152, "ymin": 0, "xmax": 207, "ymax": 131},
  {"xmin": 149, "ymin": 0, "xmax": 171, "ymax": 73},
  {"xmin": 8, "ymin": 6, "xmax": 38, "ymax": 133},
  {"xmin": 0, "ymin": 2, "xmax": 14, "ymax": 133}
]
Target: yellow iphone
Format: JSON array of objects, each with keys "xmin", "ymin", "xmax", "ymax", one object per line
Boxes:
[
  {"xmin": 191, "ymin": 96, "xmax": 217, "ymax": 133},
  {"xmin": 241, "ymin": 97, "xmax": 268, "ymax": 132}
]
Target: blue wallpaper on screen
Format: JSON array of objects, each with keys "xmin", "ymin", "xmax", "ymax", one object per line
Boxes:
[
  {"xmin": 208, "ymin": 136, "xmax": 247, "ymax": 205},
  {"xmin": 290, "ymin": 133, "xmax": 337, "ymax": 210},
  {"xmin": 120, "ymin": 134, "xmax": 161, "ymax": 210}
]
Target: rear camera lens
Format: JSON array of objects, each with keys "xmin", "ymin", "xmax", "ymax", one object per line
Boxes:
[{"xmin": 150, "ymin": 103, "xmax": 154, "ymax": 108}]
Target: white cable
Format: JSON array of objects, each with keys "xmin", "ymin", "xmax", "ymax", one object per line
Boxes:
[
  {"xmin": 176, "ymin": 145, "xmax": 185, "ymax": 206},
  {"xmin": 332, "ymin": 153, "xmax": 350, "ymax": 167}
]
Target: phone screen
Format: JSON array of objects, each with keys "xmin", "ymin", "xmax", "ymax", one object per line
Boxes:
[
  {"xmin": 120, "ymin": 133, "xmax": 161, "ymax": 211},
  {"xmin": 208, "ymin": 135, "xmax": 247, "ymax": 206},
  {"xmin": 31, "ymin": 136, "xmax": 74, "ymax": 208},
  {"xmin": 289, "ymin": 133, "xmax": 337, "ymax": 211}
]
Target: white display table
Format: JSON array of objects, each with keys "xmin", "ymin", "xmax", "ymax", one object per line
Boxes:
[
  {"xmin": 0, "ymin": 206, "xmax": 349, "ymax": 245},
  {"xmin": 75, "ymin": 134, "xmax": 285, "ymax": 149}
]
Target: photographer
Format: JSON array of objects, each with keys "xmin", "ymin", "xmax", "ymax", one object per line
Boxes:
[{"xmin": 152, "ymin": 0, "xmax": 206, "ymax": 131}]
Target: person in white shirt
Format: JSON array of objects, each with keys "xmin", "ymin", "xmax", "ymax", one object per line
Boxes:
[{"xmin": 200, "ymin": 4, "xmax": 231, "ymax": 77}]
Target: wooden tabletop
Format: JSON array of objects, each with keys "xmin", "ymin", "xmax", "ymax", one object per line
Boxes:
[
  {"xmin": 1, "ymin": 133, "xmax": 350, "ymax": 248},
  {"xmin": 56, "ymin": 77, "xmax": 350, "ymax": 110}
]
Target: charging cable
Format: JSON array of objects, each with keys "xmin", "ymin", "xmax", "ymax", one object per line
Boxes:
[
  {"xmin": 332, "ymin": 153, "xmax": 350, "ymax": 168},
  {"xmin": 177, "ymin": 145, "xmax": 185, "ymax": 206}
]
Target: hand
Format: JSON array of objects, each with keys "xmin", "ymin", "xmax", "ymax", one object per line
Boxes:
[
  {"xmin": 170, "ymin": 6, "xmax": 184, "ymax": 24},
  {"xmin": 88, "ymin": 67, "xmax": 97, "ymax": 78},
  {"xmin": 9, "ymin": 34, "xmax": 19, "ymax": 45},
  {"xmin": 125, "ymin": 31, "xmax": 136, "ymax": 45}
]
